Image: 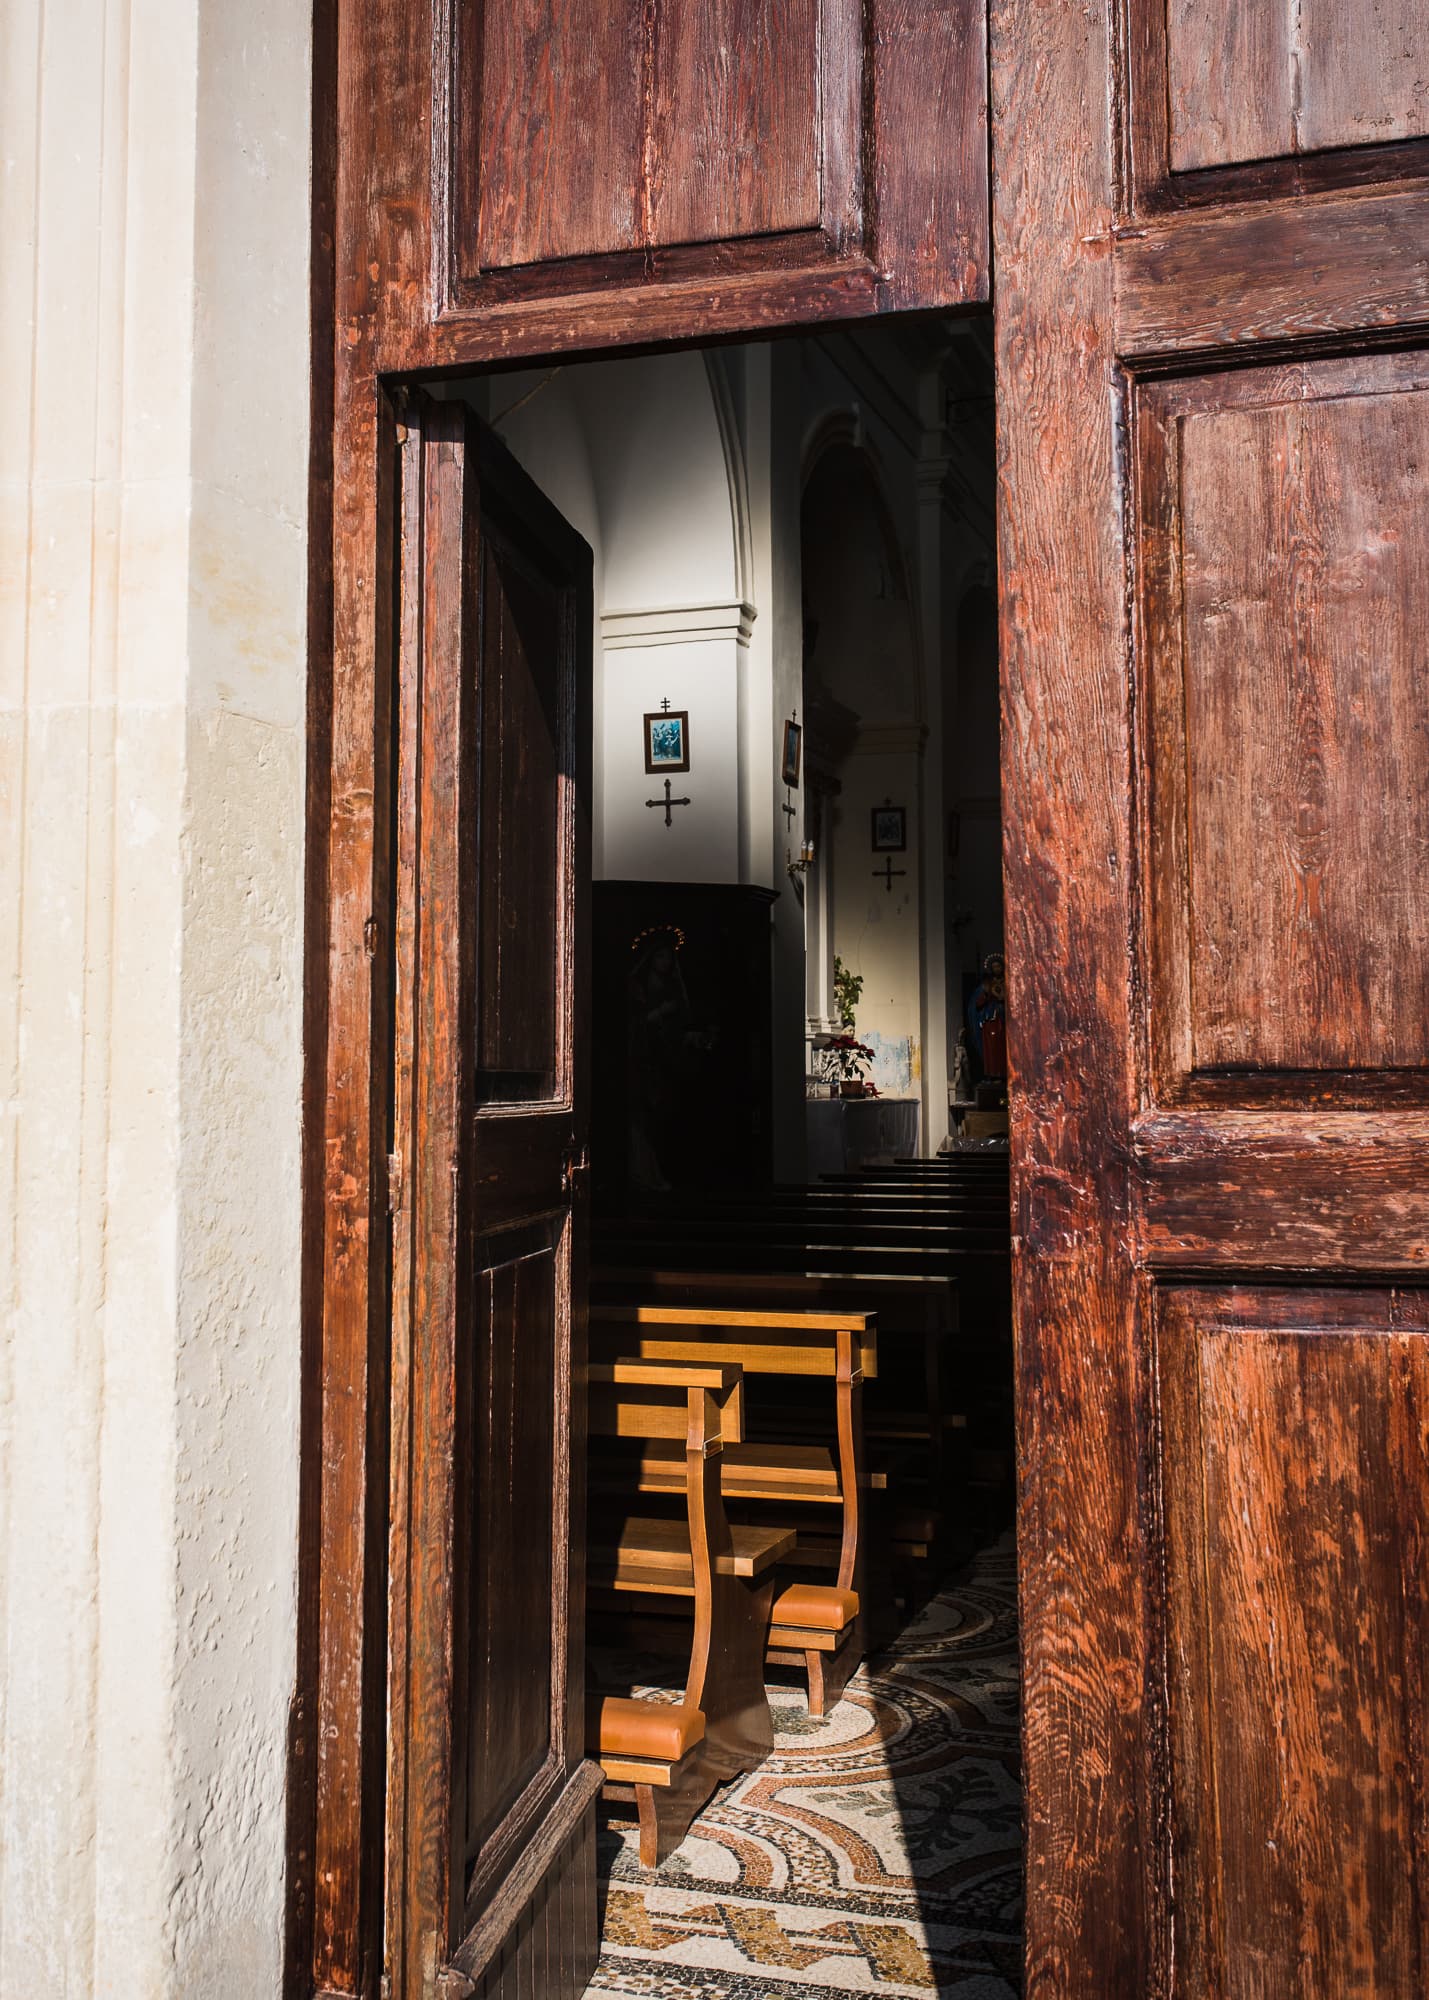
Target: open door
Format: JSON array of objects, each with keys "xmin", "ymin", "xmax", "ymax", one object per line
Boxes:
[
  {"xmin": 994, "ymin": 3, "xmax": 1429, "ymax": 1993},
  {"xmin": 385, "ymin": 392, "xmax": 597, "ymax": 2000},
  {"xmin": 303, "ymin": 10, "xmax": 993, "ymax": 1992}
]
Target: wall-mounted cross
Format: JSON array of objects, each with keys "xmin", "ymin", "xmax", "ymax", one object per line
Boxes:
[
  {"xmin": 781, "ymin": 795, "xmax": 796, "ymax": 828},
  {"xmin": 646, "ymin": 778, "xmax": 691, "ymax": 828},
  {"xmin": 873, "ymin": 856, "xmax": 907, "ymax": 894}
]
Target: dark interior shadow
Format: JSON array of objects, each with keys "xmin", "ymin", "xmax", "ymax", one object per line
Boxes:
[{"xmin": 876, "ymin": 1526, "xmax": 1024, "ymax": 1998}]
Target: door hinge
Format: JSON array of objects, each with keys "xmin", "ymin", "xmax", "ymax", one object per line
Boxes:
[
  {"xmin": 561, "ymin": 1146, "xmax": 590, "ymax": 1197},
  {"xmin": 364, "ymin": 914, "xmax": 379, "ymax": 957},
  {"xmin": 388, "ymin": 1152, "xmax": 404, "ymax": 1213}
]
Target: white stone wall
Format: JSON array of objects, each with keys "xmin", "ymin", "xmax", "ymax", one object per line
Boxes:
[{"xmin": 0, "ymin": 0, "xmax": 310, "ymax": 1992}]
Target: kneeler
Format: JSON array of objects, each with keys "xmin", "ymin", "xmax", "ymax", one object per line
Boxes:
[
  {"xmin": 586, "ymin": 1358, "xmax": 792, "ymax": 1867},
  {"xmin": 591, "ymin": 1305, "xmax": 875, "ymax": 1715}
]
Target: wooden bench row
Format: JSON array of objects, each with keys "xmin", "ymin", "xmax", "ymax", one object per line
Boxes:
[{"xmin": 586, "ymin": 1157, "xmax": 1013, "ymax": 1864}]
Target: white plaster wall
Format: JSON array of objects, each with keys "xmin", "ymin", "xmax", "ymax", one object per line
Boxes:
[
  {"xmin": 577, "ymin": 354, "xmax": 739, "ymax": 611},
  {"xmin": 600, "ymin": 622, "xmax": 744, "ymax": 882},
  {"xmin": 0, "ymin": 0, "xmax": 309, "ymax": 1991},
  {"xmin": 830, "ymin": 745, "xmax": 925, "ymax": 1096},
  {"xmin": 489, "ymin": 354, "xmax": 750, "ymax": 887}
]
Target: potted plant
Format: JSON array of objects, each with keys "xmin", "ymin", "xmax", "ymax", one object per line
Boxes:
[
  {"xmin": 822, "ymin": 1034, "xmax": 877, "ymax": 1098},
  {"xmin": 832, "ymin": 955, "xmax": 863, "ymax": 1032}
]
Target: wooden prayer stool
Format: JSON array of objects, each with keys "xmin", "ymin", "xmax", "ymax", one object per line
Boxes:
[
  {"xmin": 585, "ymin": 1358, "xmax": 793, "ymax": 1867},
  {"xmin": 592, "ymin": 1263, "xmax": 954, "ymax": 1627},
  {"xmin": 591, "ymin": 1304, "xmax": 876, "ymax": 1714}
]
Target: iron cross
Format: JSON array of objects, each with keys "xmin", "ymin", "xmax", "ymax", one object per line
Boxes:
[
  {"xmin": 873, "ymin": 856, "xmax": 907, "ymax": 894},
  {"xmin": 646, "ymin": 777, "xmax": 692, "ymax": 827}
]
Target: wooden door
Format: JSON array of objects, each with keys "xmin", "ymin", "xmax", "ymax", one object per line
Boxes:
[
  {"xmin": 385, "ymin": 392, "xmax": 597, "ymax": 2000},
  {"xmin": 299, "ymin": 10, "xmax": 993, "ymax": 1995},
  {"xmin": 993, "ymin": 4, "xmax": 1429, "ymax": 1995}
]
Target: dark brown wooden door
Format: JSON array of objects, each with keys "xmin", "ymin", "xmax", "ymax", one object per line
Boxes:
[
  {"xmin": 385, "ymin": 392, "xmax": 598, "ymax": 2000},
  {"xmin": 300, "ymin": 9, "xmax": 994, "ymax": 1993},
  {"xmin": 993, "ymin": 3, "xmax": 1429, "ymax": 1995}
]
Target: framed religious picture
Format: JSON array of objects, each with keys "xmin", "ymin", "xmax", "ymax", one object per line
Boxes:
[
  {"xmin": 871, "ymin": 804, "xmax": 906, "ymax": 852},
  {"xmin": 781, "ymin": 717, "xmax": 802, "ymax": 789},
  {"xmin": 643, "ymin": 708, "xmax": 690, "ymax": 774}
]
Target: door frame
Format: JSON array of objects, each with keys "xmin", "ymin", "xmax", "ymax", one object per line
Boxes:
[
  {"xmin": 292, "ymin": 5, "xmax": 1429, "ymax": 1998},
  {"xmin": 292, "ymin": 337, "xmax": 1012, "ymax": 2000},
  {"xmin": 288, "ymin": 16, "xmax": 1006, "ymax": 2000}
]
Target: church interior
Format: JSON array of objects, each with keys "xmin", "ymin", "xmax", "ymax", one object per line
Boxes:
[{"xmin": 461, "ymin": 320, "xmax": 1021, "ymax": 1996}]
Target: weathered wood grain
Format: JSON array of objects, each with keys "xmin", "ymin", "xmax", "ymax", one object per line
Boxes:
[
  {"xmin": 1127, "ymin": 0, "xmax": 1429, "ymax": 207},
  {"xmin": 1166, "ymin": 0, "xmax": 1295, "ymax": 174},
  {"xmin": 1115, "ymin": 187, "xmax": 1429, "ymax": 359},
  {"xmin": 1159, "ymin": 1286, "xmax": 1429, "ymax": 1997},
  {"xmin": 1137, "ymin": 349, "xmax": 1429, "ymax": 1103},
  {"xmin": 443, "ymin": 0, "xmax": 986, "ymax": 318},
  {"xmin": 1176, "ymin": 369, "xmax": 1429, "ymax": 1072},
  {"xmin": 1133, "ymin": 1113, "xmax": 1429, "ymax": 1269},
  {"xmin": 872, "ymin": 0, "xmax": 990, "ymax": 307},
  {"xmin": 1002, "ymin": 0, "xmax": 1429, "ymax": 1995},
  {"xmin": 990, "ymin": 0, "xmax": 1157, "ymax": 1989},
  {"xmin": 283, "ymin": 0, "xmax": 339, "ymax": 1987},
  {"xmin": 1300, "ymin": 0, "xmax": 1429, "ymax": 156},
  {"xmin": 649, "ymin": 0, "xmax": 822, "ymax": 247},
  {"xmin": 1166, "ymin": 0, "xmax": 1429, "ymax": 171},
  {"xmin": 467, "ymin": 0, "xmax": 644, "ymax": 270}
]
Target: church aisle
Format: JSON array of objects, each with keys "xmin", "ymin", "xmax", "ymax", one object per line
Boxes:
[{"xmin": 587, "ymin": 1538, "xmax": 1022, "ymax": 1998}]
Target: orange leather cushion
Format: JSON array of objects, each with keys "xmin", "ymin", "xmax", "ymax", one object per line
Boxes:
[
  {"xmin": 588, "ymin": 1695, "xmax": 705, "ymax": 1764},
  {"xmin": 773, "ymin": 1582, "xmax": 859, "ymax": 1631}
]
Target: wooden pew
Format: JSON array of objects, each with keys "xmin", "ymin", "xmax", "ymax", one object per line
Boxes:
[
  {"xmin": 591, "ymin": 1304, "xmax": 874, "ymax": 1713},
  {"xmin": 594, "ymin": 1164, "xmax": 1016, "ymax": 1574},
  {"xmin": 586, "ymin": 1357, "xmax": 793, "ymax": 1866},
  {"xmin": 592, "ymin": 1264, "xmax": 966, "ymax": 1599}
]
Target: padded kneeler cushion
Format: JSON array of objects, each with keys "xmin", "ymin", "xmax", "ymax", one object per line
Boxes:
[
  {"xmin": 589, "ymin": 1695, "xmax": 706, "ymax": 1764},
  {"xmin": 773, "ymin": 1583, "xmax": 859, "ymax": 1631}
]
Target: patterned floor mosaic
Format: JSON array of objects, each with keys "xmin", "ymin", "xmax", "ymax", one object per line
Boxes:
[{"xmin": 587, "ymin": 1535, "xmax": 1022, "ymax": 1998}]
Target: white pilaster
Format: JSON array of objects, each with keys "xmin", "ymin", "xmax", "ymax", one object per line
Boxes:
[{"xmin": 0, "ymin": 2, "xmax": 310, "ymax": 1992}]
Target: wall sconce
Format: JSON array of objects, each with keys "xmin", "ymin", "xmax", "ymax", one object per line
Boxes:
[{"xmin": 786, "ymin": 835, "xmax": 815, "ymax": 881}]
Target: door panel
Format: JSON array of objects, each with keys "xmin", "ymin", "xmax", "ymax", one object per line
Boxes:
[
  {"xmin": 450, "ymin": 0, "xmax": 936, "ymax": 310},
  {"xmin": 1166, "ymin": 0, "xmax": 1429, "ymax": 172},
  {"xmin": 1130, "ymin": 0, "xmax": 1429, "ymax": 206},
  {"xmin": 1139, "ymin": 352, "xmax": 1429, "ymax": 1098},
  {"xmin": 475, "ymin": 534, "xmax": 564, "ymax": 1098},
  {"xmin": 459, "ymin": 1225, "xmax": 562, "ymax": 1871},
  {"xmin": 442, "ymin": 0, "xmax": 981, "ymax": 345},
  {"xmin": 1159, "ymin": 1287, "xmax": 1429, "ymax": 2000},
  {"xmin": 993, "ymin": 0, "xmax": 1429, "ymax": 1992},
  {"xmin": 387, "ymin": 392, "xmax": 599, "ymax": 2000}
]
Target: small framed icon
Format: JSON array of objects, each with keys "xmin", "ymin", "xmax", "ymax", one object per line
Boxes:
[
  {"xmin": 781, "ymin": 717, "xmax": 803, "ymax": 790},
  {"xmin": 870, "ymin": 804, "xmax": 907, "ymax": 852},
  {"xmin": 643, "ymin": 709, "xmax": 690, "ymax": 774}
]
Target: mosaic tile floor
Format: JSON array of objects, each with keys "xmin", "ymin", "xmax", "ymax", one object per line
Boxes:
[{"xmin": 587, "ymin": 1535, "xmax": 1022, "ymax": 1998}]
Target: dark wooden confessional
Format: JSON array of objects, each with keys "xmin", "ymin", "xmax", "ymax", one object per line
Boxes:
[{"xmin": 295, "ymin": 0, "xmax": 1429, "ymax": 1995}]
